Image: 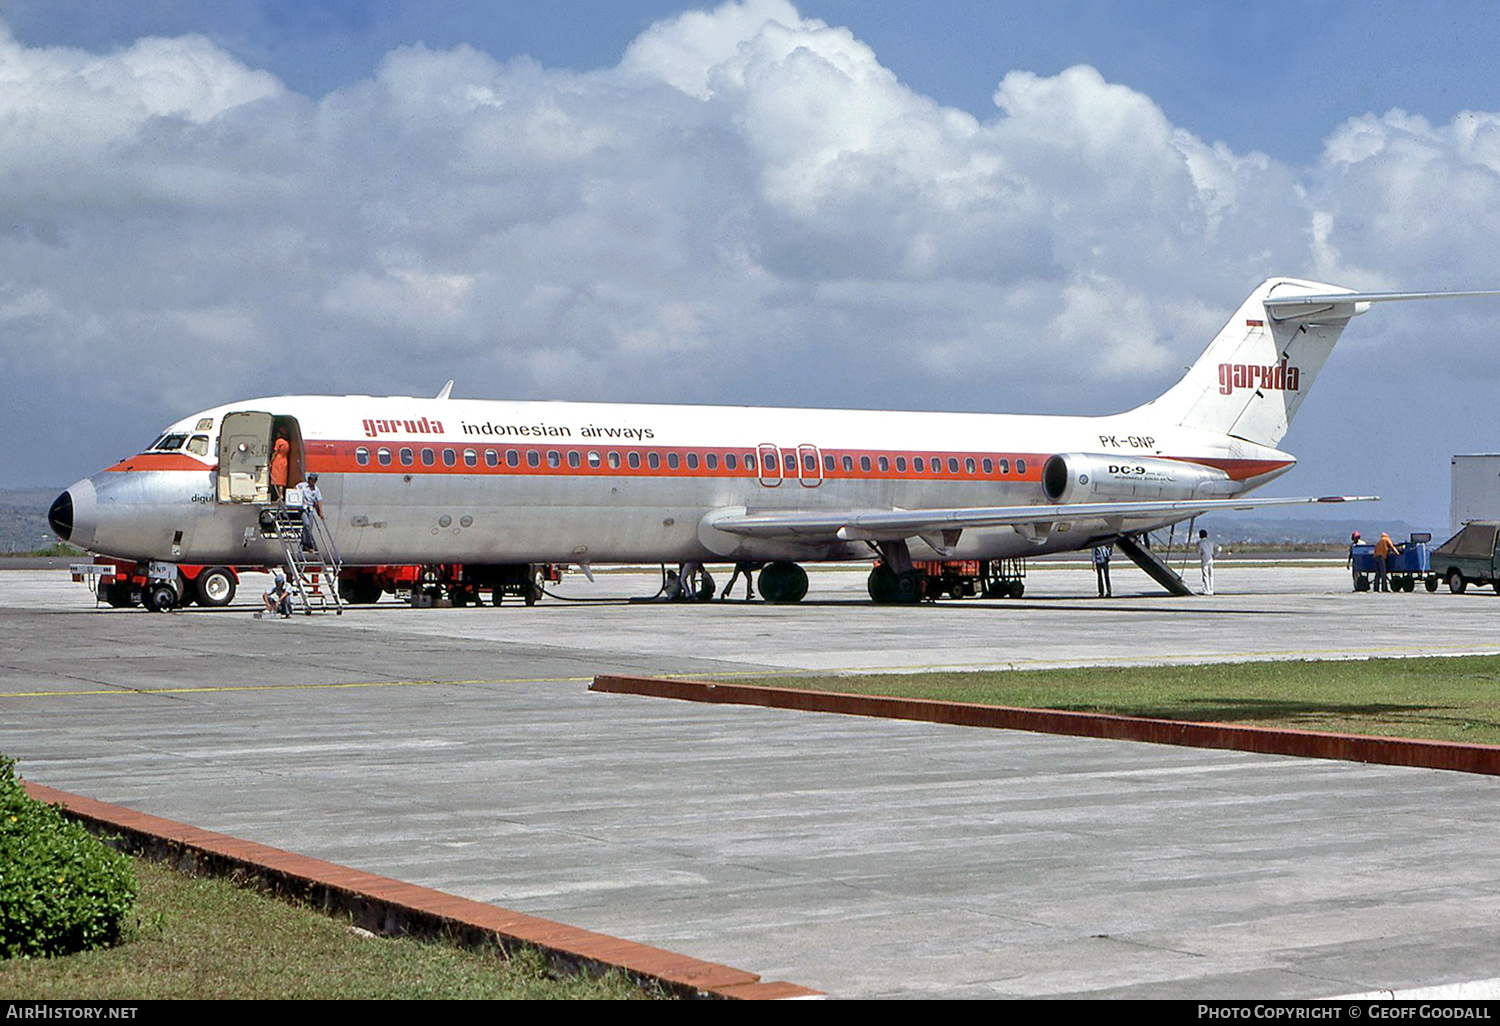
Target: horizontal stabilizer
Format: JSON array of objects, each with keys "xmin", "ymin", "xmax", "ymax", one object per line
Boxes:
[{"xmin": 1264, "ymin": 289, "xmax": 1500, "ymax": 321}]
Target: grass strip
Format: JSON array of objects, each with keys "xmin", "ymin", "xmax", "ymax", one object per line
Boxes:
[
  {"xmin": 730, "ymin": 655, "xmax": 1500, "ymax": 746},
  {"xmin": 0, "ymin": 857, "xmax": 657, "ymax": 999}
]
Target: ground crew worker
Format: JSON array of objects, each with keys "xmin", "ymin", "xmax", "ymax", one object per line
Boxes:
[
  {"xmin": 1197, "ymin": 529, "xmax": 1217, "ymax": 595},
  {"xmin": 1347, "ymin": 530, "xmax": 1363, "ymax": 590},
  {"xmin": 1373, "ymin": 531, "xmax": 1398, "ymax": 592},
  {"xmin": 1093, "ymin": 543, "xmax": 1112, "ymax": 597}
]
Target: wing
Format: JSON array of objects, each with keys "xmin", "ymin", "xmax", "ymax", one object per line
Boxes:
[{"xmin": 707, "ymin": 494, "xmax": 1375, "ymax": 547}]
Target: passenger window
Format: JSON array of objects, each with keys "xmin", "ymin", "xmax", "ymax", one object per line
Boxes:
[
  {"xmin": 999, "ymin": 459, "xmax": 1010, "ymax": 475},
  {"xmin": 982, "ymin": 458, "xmax": 993, "ymax": 474},
  {"xmin": 965, "ymin": 458, "xmax": 976, "ymax": 474},
  {"xmin": 377, "ymin": 448, "xmax": 392, "ymax": 466},
  {"xmin": 568, "ymin": 451, "xmax": 581, "ymax": 468},
  {"xmin": 805, "ymin": 454, "xmax": 816, "ymax": 472},
  {"xmin": 824, "ymin": 454, "xmax": 835, "ymax": 472},
  {"xmin": 527, "ymin": 450, "xmax": 541, "ymax": 468},
  {"xmin": 896, "ymin": 456, "xmax": 907, "ymax": 473},
  {"xmin": 485, "ymin": 450, "xmax": 499, "ymax": 467},
  {"xmin": 647, "ymin": 452, "xmax": 660, "ymax": 469},
  {"xmin": 784, "ymin": 453, "xmax": 796, "ymax": 473},
  {"xmin": 948, "ymin": 457, "xmax": 959, "ymax": 474},
  {"xmin": 608, "ymin": 452, "xmax": 621, "ymax": 469},
  {"xmin": 744, "ymin": 453, "xmax": 755, "ymax": 472},
  {"xmin": 548, "ymin": 450, "xmax": 561, "ymax": 468},
  {"xmin": 724, "ymin": 453, "xmax": 736, "ymax": 471},
  {"xmin": 628, "ymin": 452, "xmax": 641, "ymax": 469},
  {"xmin": 913, "ymin": 456, "xmax": 925, "ymax": 472},
  {"xmin": 667, "ymin": 452, "xmax": 679, "ymax": 469},
  {"xmin": 588, "ymin": 451, "xmax": 602, "ymax": 468},
  {"xmin": 506, "ymin": 449, "xmax": 520, "ymax": 467},
  {"xmin": 463, "ymin": 449, "xmax": 478, "ymax": 467},
  {"xmin": 860, "ymin": 456, "xmax": 871, "ymax": 472},
  {"xmin": 442, "ymin": 449, "xmax": 457, "ymax": 467},
  {"xmin": 842, "ymin": 455, "xmax": 854, "ymax": 472},
  {"xmin": 877, "ymin": 456, "xmax": 889, "ymax": 472},
  {"xmin": 421, "ymin": 449, "xmax": 435, "ymax": 467},
  {"xmin": 1016, "ymin": 459, "xmax": 1027, "ymax": 475},
  {"xmin": 356, "ymin": 447, "xmax": 370, "ymax": 466},
  {"xmin": 400, "ymin": 447, "xmax": 414, "ymax": 466},
  {"xmin": 687, "ymin": 453, "xmax": 699, "ymax": 470}
]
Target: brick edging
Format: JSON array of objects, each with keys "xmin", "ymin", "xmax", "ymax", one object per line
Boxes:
[
  {"xmin": 590, "ymin": 675, "xmax": 1500, "ymax": 776},
  {"xmin": 21, "ymin": 780, "xmax": 822, "ymax": 1000}
]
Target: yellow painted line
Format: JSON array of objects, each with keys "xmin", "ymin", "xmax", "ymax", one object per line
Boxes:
[{"xmin": 0, "ymin": 676, "xmax": 592, "ymax": 699}]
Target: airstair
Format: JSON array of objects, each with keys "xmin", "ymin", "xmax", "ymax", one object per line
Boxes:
[
  {"xmin": 262, "ymin": 506, "xmax": 344, "ymax": 615},
  {"xmin": 1115, "ymin": 533, "xmax": 1194, "ymax": 597}
]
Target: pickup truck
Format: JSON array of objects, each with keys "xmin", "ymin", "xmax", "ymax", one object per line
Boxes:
[{"xmin": 1429, "ymin": 521, "xmax": 1500, "ymax": 594}]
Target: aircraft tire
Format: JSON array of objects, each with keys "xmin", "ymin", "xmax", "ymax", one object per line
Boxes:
[
  {"xmin": 867, "ymin": 566, "xmax": 895, "ymax": 603},
  {"xmin": 760, "ymin": 562, "xmax": 808, "ymax": 603},
  {"xmin": 194, "ymin": 567, "xmax": 236, "ymax": 607},
  {"xmin": 892, "ymin": 570, "xmax": 925, "ymax": 604}
]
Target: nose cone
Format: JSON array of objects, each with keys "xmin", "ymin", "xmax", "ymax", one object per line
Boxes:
[
  {"xmin": 47, "ymin": 491, "xmax": 72, "ymax": 542},
  {"xmin": 50, "ymin": 479, "xmax": 98, "ymax": 551}
]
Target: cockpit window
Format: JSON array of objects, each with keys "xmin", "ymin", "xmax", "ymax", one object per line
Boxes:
[
  {"xmin": 152, "ymin": 433, "xmax": 189, "ymax": 452},
  {"xmin": 186, "ymin": 435, "xmax": 211, "ymax": 456}
]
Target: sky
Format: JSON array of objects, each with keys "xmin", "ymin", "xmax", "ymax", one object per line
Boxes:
[{"xmin": 3, "ymin": 0, "xmax": 1500, "ymax": 530}]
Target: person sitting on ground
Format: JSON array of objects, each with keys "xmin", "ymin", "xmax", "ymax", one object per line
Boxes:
[{"xmin": 262, "ymin": 572, "xmax": 292, "ymax": 618}]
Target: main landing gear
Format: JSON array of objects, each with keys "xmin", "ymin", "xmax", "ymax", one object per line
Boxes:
[
  {"xmin": 757, "ymin": 561, "xmax": 808, "ymax": 603},
  {"xmin": 866, "ymin": 540, "xmax": 927, "ymax": 605},
  {"xmin": 866, "ymin": 564, "xmax": 925, "ymax": 604}
]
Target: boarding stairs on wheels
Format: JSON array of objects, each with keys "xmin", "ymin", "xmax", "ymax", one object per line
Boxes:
[{"xmin": 262, "ymin": 506, "xmax": 344, "ymax": 615}]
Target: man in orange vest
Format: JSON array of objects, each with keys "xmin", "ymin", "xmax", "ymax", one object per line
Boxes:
[{"xmin": 1373, "ymin": 532, "xmax": 1398, "ymax": 592}]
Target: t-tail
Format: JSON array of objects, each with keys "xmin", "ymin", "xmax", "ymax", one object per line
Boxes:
[{"xmin": 1134, "ymin": 277, "xmax": 1500, "ymax": 447}]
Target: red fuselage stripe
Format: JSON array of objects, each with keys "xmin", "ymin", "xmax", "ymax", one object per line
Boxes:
[{"xmin": 107, "ymin": 441, "xmax": 1293, "ymax": 484}]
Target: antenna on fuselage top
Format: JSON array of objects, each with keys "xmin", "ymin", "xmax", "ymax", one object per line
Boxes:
[{"xmin": 436, "ymin": 380, "xmax": 454, "ymax": 400}]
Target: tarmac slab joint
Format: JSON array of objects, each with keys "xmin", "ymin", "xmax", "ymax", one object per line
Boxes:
[
  {"xmin": 20, "ymin": 779, "xmax": 824, "ymax": 1000},
  {"xmin": 591, "ymin": 674, "xmax": 1500, "ymax": 776}
]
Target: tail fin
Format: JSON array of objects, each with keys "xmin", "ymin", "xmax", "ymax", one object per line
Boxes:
[{"xmin": 1133, "ymin": 277, "xmax": 1356, "ymax": 447}]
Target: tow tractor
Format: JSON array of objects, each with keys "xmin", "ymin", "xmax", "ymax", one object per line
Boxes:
[
  {"xmin": 72, "ymin": 559, "xmax": 244, "ymax": 611},
  {"xmin": 871, "ymin": 558, "xmax": 1028, "ymax": 601},
  {"xmin": 337, "ymin": 563, "xmax": 561, "ymax": 607},
  {"xmin": 73, "ymin": 559, "xmax": 559, "ymax": 611}
]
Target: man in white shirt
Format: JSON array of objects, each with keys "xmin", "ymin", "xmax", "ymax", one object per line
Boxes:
[
  {"xmin": 1197, "ymin": 529, "xmax": 1217, "ymax": 595},
  {"xmin": 290, "ymin": 473, "xmax": 324, "ymax": 552}
]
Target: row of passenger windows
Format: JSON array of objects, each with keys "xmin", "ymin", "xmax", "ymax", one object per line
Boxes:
[{"xmin": 352, "ymin": 445, "xmax": 1028, "ymax": 476}]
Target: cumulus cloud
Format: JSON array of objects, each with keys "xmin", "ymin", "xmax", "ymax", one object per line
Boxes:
[{"xmin": 3, "ymin": 1, "xmax": 1500, "ymax": 523}]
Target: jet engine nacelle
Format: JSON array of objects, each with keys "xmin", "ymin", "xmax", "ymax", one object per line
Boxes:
[{"xmin": 1042, "ymin": 453, "xmax": 1234, "ymax": 504}]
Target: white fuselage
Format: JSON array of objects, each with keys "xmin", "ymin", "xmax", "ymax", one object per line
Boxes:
[{"xmin": 57, "ymin": 394, "xmax": 1295, "ymax": 567}]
